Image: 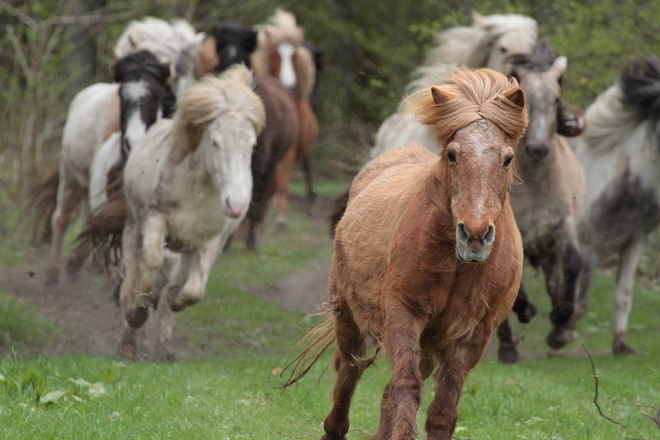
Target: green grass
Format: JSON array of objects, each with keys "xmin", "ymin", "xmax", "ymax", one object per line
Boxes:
[{"xmin": 1, "ymin": 186, "xmax": 659, "ymax": 439}]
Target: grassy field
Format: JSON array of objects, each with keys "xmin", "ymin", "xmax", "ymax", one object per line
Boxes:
[{"xmin": 0, "ymin": 181, "xmax": 659, "ymax": 439}]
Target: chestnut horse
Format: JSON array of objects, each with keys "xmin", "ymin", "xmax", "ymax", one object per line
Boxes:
[
  {"xmin": 252, "ymin": 10, "xmax": 319, "ymax": 230},
  {"xmin": 283, "ymin": 69, "xmax": 527, "ymax": 440}
]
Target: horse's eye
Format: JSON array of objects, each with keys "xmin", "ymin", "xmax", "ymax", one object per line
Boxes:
[
  {"xmin": 503, "ymin": 155, "xmax": 514, "ymax": 169},
  {"xmin": 212, "ymin": 140, "xmax": 219, "ymax": 149},
  {"xmin": 447, "ymin": 149, "xmax": 457, "ymax": 165},
  {"xmin": 500, "ymin": 47, "xmax": 507, "ymax": 53}
]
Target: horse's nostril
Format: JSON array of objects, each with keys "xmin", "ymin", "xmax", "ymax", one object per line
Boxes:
[
  {"xmin": 457, "ymin": 223, "xmax": 468, "ymax": 245},
  {"xmin": 484, "ymin": 224, "xmax": 495, "ymax": 245}
]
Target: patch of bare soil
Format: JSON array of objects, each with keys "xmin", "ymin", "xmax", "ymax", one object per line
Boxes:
[{"xmin": 0, "ymin": 193, "xmax": 337, "ymax": 360}]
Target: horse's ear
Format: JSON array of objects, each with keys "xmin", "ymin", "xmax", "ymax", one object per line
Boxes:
[
  {"xmin": 431, "ymin": 87, "xmax": 449, "ymax": 105},
  {"xmin": 504, "ymin": 87, "xmax": 525, "ymax": 109},
  {"xmin": 557, "ymin": 101, "xmax": 587, "ymax": 137},
  {"xmin": 551, "ymin": 56, "xmax": 568, "ymax": 78},
  {"xmin": 199, "ymin": 36, "xmax": 220, "ymax": 74}
]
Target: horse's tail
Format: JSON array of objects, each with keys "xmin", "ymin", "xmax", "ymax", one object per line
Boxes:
[
  {"xmin": 620, "ymin": 56, "xmax": 660, "ymax": 140},
  {"xmin": 281, "ymin": 309, "xmax": 336, "ymax": 388},
  {"xmin": 72, "ymin": 185, "xmax": 127, "ymax": 272},
  {"xmin": 25, "ymin": 155, "xmax": 61, "ymax": 244},
  {"xmin": 328, "ymin": 189, "xmax": 349, "ymax": 238}
]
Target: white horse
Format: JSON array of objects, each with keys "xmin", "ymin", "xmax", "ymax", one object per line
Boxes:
[
  {"xmin": 371, "ymin": 13, "xmax": 537, "ymax": 157},
  {"xmin": 42, "ymin": 18, "xmax": 205, "ymax": 284},
  {"xmin": 117, "ymin": 66, "xmax": 265, "ymax": 360},
  {"xmin": 572, "ymin": 56, "xmax": 660, "ymax": 355}
]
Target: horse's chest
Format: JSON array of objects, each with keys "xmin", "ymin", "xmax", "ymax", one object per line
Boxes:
[{"xmin": 166, "ymin": 196, "xmax": 232, "ymax": 246}]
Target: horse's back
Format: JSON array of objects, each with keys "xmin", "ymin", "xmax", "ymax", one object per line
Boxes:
[
  {"xmin": 62, "ymin": 83, "xmax": 120, "ymax": 184},
  {"xmin": 254, "ymin": 74, "xmax": 298, "ymax": 164},
  {"xmin": 350, "ymin": 144, "xmax": 436, "ymax": 201},
  {"xmin": 372, "ymin": 112, "xmax": 441, "ymax": 159}
]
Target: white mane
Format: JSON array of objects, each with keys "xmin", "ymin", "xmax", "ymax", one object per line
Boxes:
[
  {"xmin": 406, "ymin": 13, "xmax": 537, "ymax": 92},
  {"xmin": 582, "ymin": 84, "xmax": 641, "ymax": 153},
  {"xmin": 114, "ymin": 17, "xmax": 181, "ymax": 61},
  {"xmin": 172, "ymin": 65, "xmax": 266, "ymax": 157}
]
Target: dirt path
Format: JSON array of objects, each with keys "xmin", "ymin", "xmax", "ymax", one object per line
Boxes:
[{"xmin": 0, "ymin": 194, "xmax": 335, "ymax": 360}]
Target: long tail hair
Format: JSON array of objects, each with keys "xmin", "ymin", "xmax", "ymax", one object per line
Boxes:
[
  {"xmin": 72, "ymin": 182, "xmax": 128, "ymax": 271},
  {"xmin": 25, "ymin": 156, "xmax": 61, "ymax": 244},
  {"xmin": 281, "ymin": 311, "xmax": 336, "ymax": 388},
  {"xmin": 620, "ymin": 56, "xmax": 660, "ymax": 143}
]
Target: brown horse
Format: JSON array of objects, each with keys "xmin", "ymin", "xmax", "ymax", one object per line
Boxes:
[
  {"xmin": 203, "ymin": 22, "xmax": 299, "ymax": 250},
  {"xmin": 283, "ymin": 69, "xmax": 528, "ymax": 440},
  {"xmin": 252, "ymin": 10, "xmax": 319, "ymax": 230}
]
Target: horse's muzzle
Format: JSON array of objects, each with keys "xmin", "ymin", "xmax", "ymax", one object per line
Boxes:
[{"xmin": 455, "ymin": 222, "xmax": 495, "ymax": 263}]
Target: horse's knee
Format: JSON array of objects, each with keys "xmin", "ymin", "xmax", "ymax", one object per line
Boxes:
[
  {"xmin": 391, "ymin": 375, "xmax": 423, "ymax": 407},
  {"xmin": 563, "ymin": 243, "xmax": 583, "ymax": 282},
  {"xmin": 170, "ymin": 280, "xmax": 205, "ymax": 312}
]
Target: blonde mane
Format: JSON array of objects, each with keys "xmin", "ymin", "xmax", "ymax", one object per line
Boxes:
[
  {"xmin": 406, "ymin": 68, "xmax": 528, "ymax": 146},
  {"xmin": 406, "ymin": 13, "xmax": 537, "ymax": 93},
  {"xmin": 172, "ymin": 65, "xmax": 266, "ymax": 158}
]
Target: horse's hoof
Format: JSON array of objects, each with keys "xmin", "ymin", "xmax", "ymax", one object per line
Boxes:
[
  {"xmin": 66, "ymin": 254, "xmax": 86, "ymax": 277},
  {"xmin": 498, "ymin": 344, "xmax": 519, "ymax": 364},
  {"xmin": 125, "ymin": 305, "xmax": 149, "ymax": 328},
  {"xmin": 517, "ymin": 302, "xmax": 538, "ymax": 324},
  {"xmin": 275, "ymin": 221, "xmax": 288, "ymax": 233},
  {"xmin": 546, "ymin": 325, "xmax": 574, "ymax": 350},
  {"xmin": 613, "ymin": 339, "xmax": 636, "ymax": 356},
  {"xmin": 153, "ymin": 346, "xmax": 177, "ymax": 362},
  {"xmin": 117, "ymin": 339, "xmax": 137, "ymax": 361}
]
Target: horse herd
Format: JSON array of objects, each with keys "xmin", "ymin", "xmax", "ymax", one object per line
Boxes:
[{"xmin": 25, "ymin": 10, "xmax": 660, "ymax": 440}]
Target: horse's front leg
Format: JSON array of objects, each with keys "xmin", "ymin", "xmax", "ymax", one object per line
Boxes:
[
  {"xmin": 169, "ymin": 234, "xmax": 222, "ymax": 312},
  {"xmin": 547, "ymin": 218, "xmax": 583, "ymax": 349},
  {"xmin": 127, "ymin": 213, "xmax": 167, "ymax": 327},
  {"xmin": 612, "ymin": 236, "xmax": 646, "ymax": 355},
  {"xmin": 378, "ymin": 298, "xmax": 427, "ymax": 440},
  {"xmin": 118, "ymin": 218, "xmax": 141, "ymax": 359},
  {"xmin": 425, "ymin": 322, "xmax": 492, "ymax": 440},
  {"xmin": 154, "ymin": 252, "xmax": 192, "ymax": 361}
]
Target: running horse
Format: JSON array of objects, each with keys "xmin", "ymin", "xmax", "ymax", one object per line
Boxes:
[
  {"xmin": 283, "ymin": 69, "xmax": 528, "ymax": 440},
  {"xmin": 497, "ymin": 40, "xmax": 586, "ymax": 363},
  {"xmin": 252, "ymin": 10, "xmax": 319, "ymax": 230},
  {"xmin": 28, "ymin": 17, "xmax": 205, "ymax": 285},
  {"xmin": 572, "ymin": 56, "xmax": 660, "ymax": 354}
]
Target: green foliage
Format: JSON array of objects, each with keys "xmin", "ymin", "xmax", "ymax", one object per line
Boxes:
[{"xmin": 3, "ymin": 0, "xmax": 660, "ymax": 179}]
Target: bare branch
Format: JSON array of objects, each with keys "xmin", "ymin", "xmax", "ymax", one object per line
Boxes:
[
  {"xmin": 640, "ymin": 405, "xmax": 660, "ymax": 430},
  {"xmin": 0, "ymin": 1, "xmax": 38, "ymax": 30},
  {"xmin": 582, "ymin": 343, "xmax": 626, "ymax": 427},
  {"xmin": 38, "ymin": 9, "xmax": 142, "ymax": 29},
  {"xmin": 5, "ymin": 25, "xmax": 32, "ymax": 84}
]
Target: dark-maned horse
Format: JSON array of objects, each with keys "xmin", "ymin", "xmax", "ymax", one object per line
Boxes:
[
  {"xmin": 283, "ymin": 69, "xmax": 527, "ymax": 440},
  {"xmin": 496, "ymin": 40, "xmax": 586, "ymax": 363},
  {"xmin": 205, "ymin": 21, "xmax": 298, "ymax": 251},
  {"xmin": 28, "ymin": 50, "xmax": 174, "ymax": 284},
  {"xmin": 572, "ymin": 56, "xmax": 660, "ymax": 354}
]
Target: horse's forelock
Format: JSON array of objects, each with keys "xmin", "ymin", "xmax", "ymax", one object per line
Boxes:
[
  {"xmin": 508, "ymin": 39, "xmax": 557, "ymax": 73},
  {"xmin": 173, "ymin": 68, "xmax": 265, "ymax": 155},
  {"xmin": 406, "ymin": 69, "xmax": 527, "ymax": 146}
]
